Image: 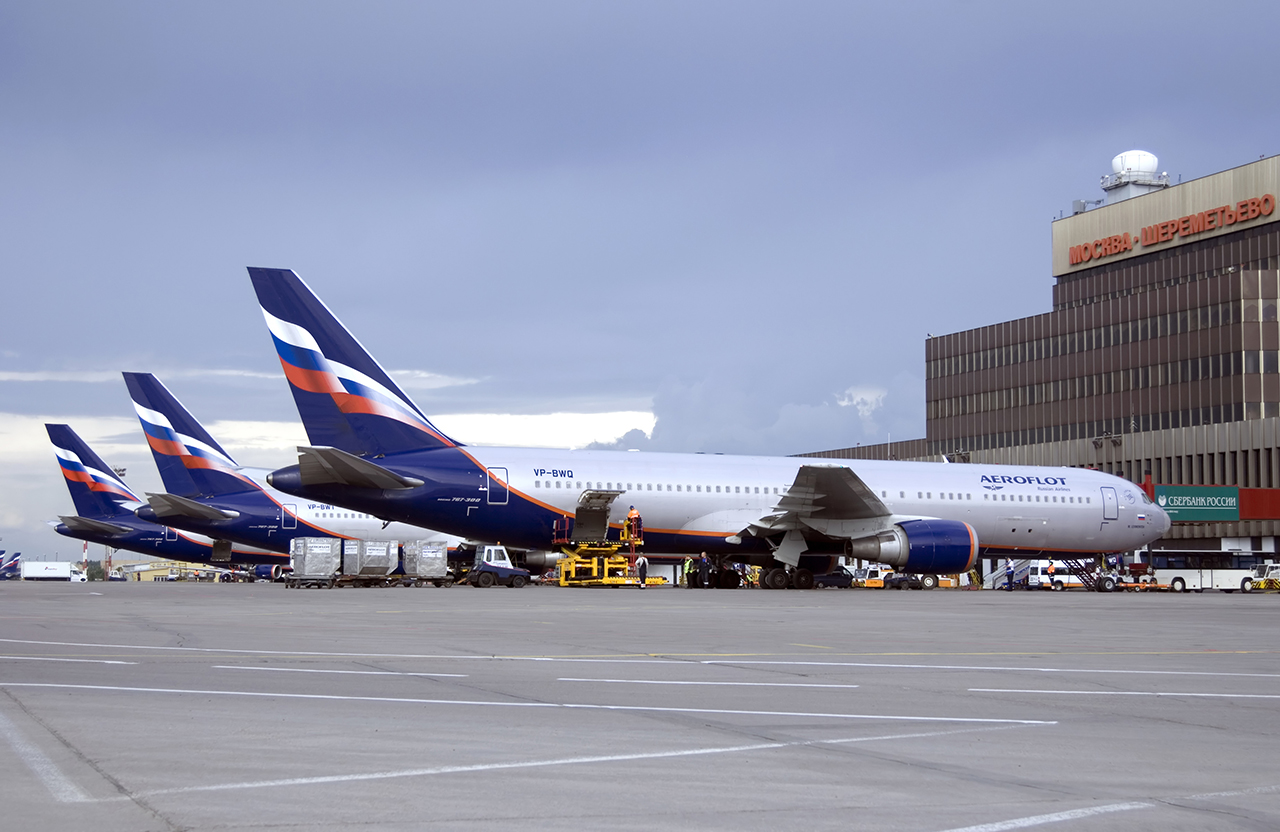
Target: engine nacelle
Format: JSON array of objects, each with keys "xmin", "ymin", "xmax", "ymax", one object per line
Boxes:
[
  {"xmin": 252, "ymin": 565, "xmax": 285, "ymax": 581},
  {"xmin": 846, "ymin": 519, "xmax": 977, "ymax": 574}
]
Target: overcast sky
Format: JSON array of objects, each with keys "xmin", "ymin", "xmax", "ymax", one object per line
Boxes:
[{"xmin": 3, "ymin": 1, "xmax": 1277, "ymax": 559}]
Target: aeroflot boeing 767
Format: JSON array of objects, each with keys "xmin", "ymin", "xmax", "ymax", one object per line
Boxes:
[{"xmin": 249, "ymin": 268, "xmax": 1170, "ymax": 589}]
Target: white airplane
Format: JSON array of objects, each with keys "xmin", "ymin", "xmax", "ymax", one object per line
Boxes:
[{"xmin": 249, "ymin": 267, "xmax": 1171, "ymax": 589}]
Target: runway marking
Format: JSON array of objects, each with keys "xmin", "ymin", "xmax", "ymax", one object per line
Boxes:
[
  {"xmin": 0, "ymin": 710, "xmax": 90, "ymax": 803},
  {"xmin": 558, "ymin": 678, "xmax": 859, "ymax": 689},
  {"xmin": 935, "ymin": 801, "xmax": 1151, "ymax": 831},
  {"xmin": 1182, "ymin": 783, "xmax": 1280, "ymax": 799},
  {"xmin": 0, "ymin": 656, "xmax": 136, "ymax": 665},
  {"xmin": 215, "ymin": 666, "xmax": 467, "ymax": 678},
  {"xmin": 790, "ymin": 643, "xmax": 833, "ymax": 649},
  {"xmin": 703, "ymin": 660, "xmax": 1280, "ymax": 679},
  {"xmin": 0, "ymin": 683, "xmax": 1055, "ymax": 724},
  {"xmin": 971, "ymin": 688, "xmax": 1280, "ymax": 699},
  {"xmin": 130, "ymin": 726, "xmax": 1006, "ymax": 798},
  {"xmin": 555, "ymin": 675, "xmax": 855, "ymax": 686},
  {"xmin": 2, "ymin": 638, "xmax": 1273, "ymax": 662}
]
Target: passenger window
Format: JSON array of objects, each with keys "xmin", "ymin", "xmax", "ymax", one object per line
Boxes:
[
  {"xmin": 716, "ymin": 486, "xmax": 721, "ymax": 493},
  {"xmin": 900, "ymin": 491, "xmax": 905, "ymax": 498},
  {"xmin": 667, "ymin": 484, "xmax": 672, "ymax": 491},
  {"xmin": 696, "ymin": 485, "xmax": 701, "ymax": 492},
  {"xmin": 735, "ymin": 486, "xmax": 740, "ymax": 493},
  {"xmin": 627, "ymin": 483, "xmax": 632, "ymax": 490},
  {"xmin": 555, "ymin": 481, "xmax": 562, "ymax": 488},
  {"xmin": 918, "ymin": 492, "xmax": 923, "ymax": 499}
]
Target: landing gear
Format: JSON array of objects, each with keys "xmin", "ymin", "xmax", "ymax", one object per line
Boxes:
[
  {"xmin": 763, "ymin": 568, "xmax": 790, "ymax": 590},
  {"xmin": 920, "ymin": 574, "xmax": 939, "ymax": 590},
  {"xmin": 791, "ymin": 569, "xmax": 814, "ymax": 590},
  {"xmin": 717, "ymin": 569, "xmax": 741, "ymax": 589}
]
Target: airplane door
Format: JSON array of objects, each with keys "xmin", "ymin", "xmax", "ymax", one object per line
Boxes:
[
  {"xmin": 1100, "ymin": 487, "xmax": 1119, "ymax": 520},
  {"xmin": 283, "ymin": 505, "xmax": 298, "ymax": 530},
  {"xmin": 487, "ymin": 468, "xmax": 509, "ymax": 505}
]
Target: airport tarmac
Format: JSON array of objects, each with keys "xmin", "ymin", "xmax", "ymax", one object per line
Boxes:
[{"xmin": 0, "ymin": 581, "xmax": 1277, "ymax": 831}]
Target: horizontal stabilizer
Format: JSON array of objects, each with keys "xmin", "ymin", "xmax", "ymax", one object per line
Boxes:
[
  {"xmin": 144, "ymin": 493, "xmax": 241, "ymax": 521},
  {"xmin": 59, "ymin": 516, "xmax": 133, "ymax": 537},
  {"xmin": 296, "ymin": 446, "xmax": 425, "ymax": 490}
]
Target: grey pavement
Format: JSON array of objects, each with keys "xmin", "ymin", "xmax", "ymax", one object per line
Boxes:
[{"xmin": 0, "ymin": 581, "xmax": 1277, "ymax": 831}]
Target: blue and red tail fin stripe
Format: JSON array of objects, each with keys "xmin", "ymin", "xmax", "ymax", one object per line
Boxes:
[
  {"xmin": 46, "ymin": 424, "xmax": 141, "ymax": 518},
  {"xmin": 249, "ymin": 267, "xmax": 459, "ymax": 457},
  {"xmin": 123, "ymin": 373, "xmax": 257, "ymax": 496}
]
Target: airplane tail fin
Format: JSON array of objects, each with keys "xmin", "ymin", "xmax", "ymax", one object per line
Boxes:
[
  {"xmin": 122, "ymin": 372, "xmax": 256, "ymax": 496},
  {"xmin": 247, "ymin": 267, "xmax": 459, "ymax": 456},
  {"xmin": 46, "ymin": 424, "xmax": 141, "ymax": 518}
]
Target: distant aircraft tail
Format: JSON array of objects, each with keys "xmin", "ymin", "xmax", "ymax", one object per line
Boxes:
[
  {"xmin": 247, "ymin": 267, "xmax": 459, "ymax": 456},
  {"xmin": 46, "ymin": 424, "xmax": 141, "ymax": 518},
  {"xmin": 122, "ymin": 372, "xmax": 256, "ymax": 496},
  {"xmin": 0, "ymin": 552, "xmax": 17, "ymax": 571}
]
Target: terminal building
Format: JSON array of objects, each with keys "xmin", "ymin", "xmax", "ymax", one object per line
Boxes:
[{"xmin": 808, "ymin": 152, "xmax": 1280, "ymax": 557}]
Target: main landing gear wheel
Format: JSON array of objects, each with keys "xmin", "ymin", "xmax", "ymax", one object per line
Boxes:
[
  {"xmin": 717, "ymin": 569, "xmax": 741, "ymax": 589},
  {"xmin": 791, "ymin": 569, "xmax": 814, "ymax": 590},
  {"xmin": 921, "ymin": 574, "xmax": 939, "ymax": 590},
  {"xmin": 764, "ymin": 568, "xmax": 790, "ymax": 590}
]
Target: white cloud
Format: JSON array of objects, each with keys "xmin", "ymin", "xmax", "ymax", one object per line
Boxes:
[
  {"xmin": 431, "ymin": 411, "xmax": 655, "ymax": 449},
  {"xmin": 388, "ymin": 369, "xmax": 480, "ymax": 390}
]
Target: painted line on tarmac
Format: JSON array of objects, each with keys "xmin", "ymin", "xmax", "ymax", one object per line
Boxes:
[
  {"xmin": 0, "ymin": 638, "xmax": 682, "ymax": 662},
  {"xmin": 0, "ymin": 683, "xmax": 1055, "ymax": 724},
  {"xmin": 558, "ymin": 677, "xmax": 859, "ymax": 689},
  {"xmin": 214, "ymin": 666, "xmax": 467, "ymax": 678},
  {"xmin": 0, "ymin": 656, "xmax": 136, "ymax": 665},
  {"xmin": 935, "ymin": 801, "xmax": 1151, "ymax": 831},
  {"xmin": 0, "ymin": 710, "xmax": 90, "ymax": 803},
  {"xmin": 1182, "ymin": 783, "xmax": 1280, "ymax": 799},
  {"xmin": 129, "ymin": 726, "xmax": 1007, "ymax": 798},
  {"xmin": 971, "ymin": 688, "xmax": 1280, "ymax": 699},
  {"xmin": 703, "ymin": 660, "xmax": 1280, "ymax": 679}
]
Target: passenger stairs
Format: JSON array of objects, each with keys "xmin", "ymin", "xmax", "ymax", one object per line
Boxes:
[{"xmin": 984, "ymin": 559, "xmax": 1033, "ymax": 589}]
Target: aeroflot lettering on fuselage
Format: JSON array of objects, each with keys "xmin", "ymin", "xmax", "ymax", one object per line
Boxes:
[
  {"xmin": 980, "ymin": 475, "xmax": 1067, "ymax": 486},
  {"xmin": 532, "ymin": 468, "xmax": 574, "ymax": 478}
]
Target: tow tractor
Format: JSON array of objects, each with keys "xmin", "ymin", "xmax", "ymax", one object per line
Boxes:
[
  {"xmin": 551, "ymin": 491, "xmax": 666, "ymax": 588},
  {"xmin": 467, "ymin": 545, "xmax": 531, "ymax": 588}
]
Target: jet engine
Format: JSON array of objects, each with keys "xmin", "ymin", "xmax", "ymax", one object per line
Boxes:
[
  {"xmin": 251, "ymin": 565, "xmax": 286, "ymax": 582},
  {"xmin": 846, "ymin": 519, "xmax": 977, "ymax": 574}
]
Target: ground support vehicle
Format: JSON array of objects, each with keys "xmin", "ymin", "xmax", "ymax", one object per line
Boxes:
[
  {"xmin": 400, "ymin": 541, "xmax": 452, "ymax": 587},
  {"xmin": 1252, "ymin": 563, "xmax": 1280, "ymax": 591},
  {"xmin": 286, "ymin": 538, "xmax": 342, "ymax": 588},
  {"xmin": 1153, "ymin": 567, "xmax": 1257, "ymax": 594},
  {"xmin": 467, "ymin": 545, "xmax": 532, "ymax": 588},
  {"xmin": 556, "ymin": 545, "xmax": 666, "ymax": 588},
  {"xmin": 855, "ymin": 565, "xmax": 940, "ymax": 590},
  {"xmin": 20, "ymin": 562, "xmax": 84, "ymax": 581}
]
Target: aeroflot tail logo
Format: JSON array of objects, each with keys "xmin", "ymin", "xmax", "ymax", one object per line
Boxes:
[{"xmin": 980, "ymin": 474, "xmax": 1067, "ymax": 486}]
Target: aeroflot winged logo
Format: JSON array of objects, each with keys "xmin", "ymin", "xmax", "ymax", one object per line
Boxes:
[
  {"xmin": 132, "ymin": 401, "xmax": 244, "ymax": 475},
  {"xmin": 54, "ymin": 447, "xmax": 140, "ymax": 502},
  {"xmin": 260, "ymin": 307, "xmax": 454, "ymax": 446}
]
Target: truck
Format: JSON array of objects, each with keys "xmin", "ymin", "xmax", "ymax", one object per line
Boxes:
[
  {"xmin": 1253, "ymin": 563, "xmax": 1280, "ymax": 590},
  {"xmin": 467, "ymin": 545, "xmax": 531, "ymax": 588},
  {"xmin": 20, "ymin": 562, "xmax": 86, "ymax": 581}
]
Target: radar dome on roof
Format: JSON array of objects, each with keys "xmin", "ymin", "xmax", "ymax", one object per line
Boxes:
[{"xmin": 1112, "ymin": 150, "xmax": 1158, "ymax": 174}]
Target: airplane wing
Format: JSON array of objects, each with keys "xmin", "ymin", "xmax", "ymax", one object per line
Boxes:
[
  {"xmin": 58, "ymin": 516, "xmax": 134, "ymax": 537},
  {"xmin": 295, "ymin": 446, "xmax": 425, "ymax": 490},
  {"xmin": 750, "ymin": 464, "xmax": 889, "ymax": 533},
  {"xmin": 144, "ymin": 493, "xmax": 241, "ymax": 521}
]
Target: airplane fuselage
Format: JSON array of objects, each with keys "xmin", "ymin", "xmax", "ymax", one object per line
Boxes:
[{"xmin": 269, "ymin": 446, "xmax": 1170, "ymax": 561}]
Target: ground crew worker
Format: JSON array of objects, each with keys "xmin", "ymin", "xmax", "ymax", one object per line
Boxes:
[
  {"xmin": 683, "ymin": 556, "xmax": 694, "ymax": 587},
  {"xmin": 627, "ymin": 505, "xmax": 642, "ymax": 540},
  {"xmin": 698, "ymin": 552, "xmax": 711, "ymax": 589},
  {"xmin": 1005, "ymin": 558, "xmax": 1014, "ymax": 591},
  {"xmin": 635, "ymin": 553, "xmax": 648, "ymax": 588}
]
